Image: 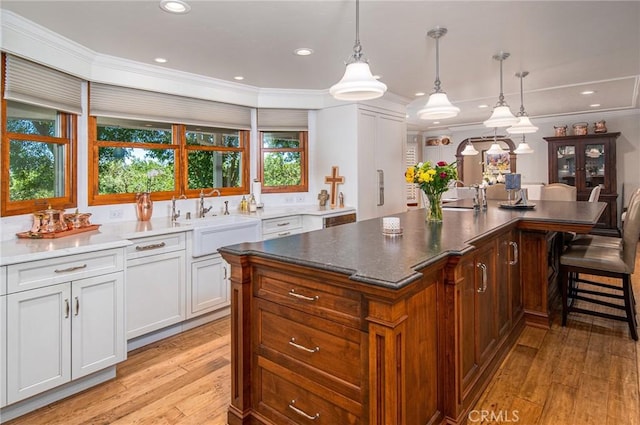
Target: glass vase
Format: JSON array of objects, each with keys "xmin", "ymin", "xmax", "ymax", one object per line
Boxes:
[{"xmin": 425, "ymin": 192, "xmax": 443, "ymax": 223}]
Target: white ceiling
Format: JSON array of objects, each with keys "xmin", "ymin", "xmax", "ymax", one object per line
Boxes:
[{"xmin": 2, "ymin": 1, "xmax": 639, "ymax": 130}]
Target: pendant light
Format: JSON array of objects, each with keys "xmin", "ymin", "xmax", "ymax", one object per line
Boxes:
[
  {"xmin": 507, "ymin": 71, "xmax": 539, "ymax": 134},
  {"xmin": 330, "ymin": 0, "xmax": 387, "ymax": 101},
  {"xmin": 486, "ymin": 129, "xmax": 506, "ymax": 155},
  {"xmin": 418, "ymin": 27, "xmax": 460, "ymax": 120},
  {"xmin": 484, "ymin": 52, "xmax": 518, "ymax": 128},
  {"xmin": 514, "ymin": 134, "xmax": 534, "ymax": 154},
  {"xmin": 461, "ymin": 141, "xmax": 479, "ymax": 156}
]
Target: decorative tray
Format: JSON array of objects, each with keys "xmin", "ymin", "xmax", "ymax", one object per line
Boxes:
[
  {"xmin": 498, "ymin": 203, "xmax": 536, "ymax": 210},
  {"xmin": 17, "ymin": 224, "xmax": 101, "ymax": 239}
]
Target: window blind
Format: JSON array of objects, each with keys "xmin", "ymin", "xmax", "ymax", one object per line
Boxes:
[
  {"xmin": 257, "ymin": 108, "xmax": 308, "ymax": 131},
  {"xmin": 4, "ymin": 55, "xmax": 83, "ymax": 114},
  {"xmin": 90, "ymin": 83, "xmax": 251, "ymax": 129}
]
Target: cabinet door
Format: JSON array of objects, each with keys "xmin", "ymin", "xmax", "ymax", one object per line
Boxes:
[
  {"xmin": 475, "ymin": 243, "xmax": 497, "ymax": 367},
  {"xmin": 0, "ymin": 294, "xmax": 6, "ymax": 408},
  {"xmin": 496, "ymin": 233, "xmax": 512, "ymax": 339},
  {"xmin": 553, "ymin": 143, "xmax": 578, "ymax": 188},
  {"xmin": 509, "ymin": 231, "xmax": 523, "ymax": 322},
  {"xmin": 72, "ymin": 272, "xmax": 125, "ymax": 379},
  {"xmin": 126, "ymin": 251, "xmax": 186, "ymax": 339},
  {"xmin": 6, "ymin": 284, "xmax": 71, "ymax": 404},
  {"xmin": 188, "ymin": 255, "xmax": 229, "ymax": 318}
]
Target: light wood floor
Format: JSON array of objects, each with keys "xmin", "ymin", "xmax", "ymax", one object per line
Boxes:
[{"xmin": 5, "ymin": 246, "xmax": 640, "ymax": 425}]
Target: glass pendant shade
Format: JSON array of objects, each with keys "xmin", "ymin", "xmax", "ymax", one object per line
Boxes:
[
  {"xmin": 418, "ymin": 92, "xmax": 460, "ymax": 120},
  {"xmin": 486, "ymin": 142, "xmax": 506, "ymax": 155},
  {"xmin": 330, "ymin": 62, "xmax": 387, "ymax": 100},
  {"xmin": 330, "ymin": 0, "xmax": 386, "ymax": 101},
  {"xmin": 514, "ymin": 141, "xmax": 534, "ymax": 154},
  {"xmin": 484, "ymin": 105, "xmax": 518, "ymax": 128},
  {"xmin": 418, "ymin": 27, "xmax": 459, "ymax": 120},
  {"xmin": 461, "ymin": 142, "xmax": 479, "ymax": 156},
  {"xmin": 507, "ymin": 115, "xmax": 539, "ymax": 134}
]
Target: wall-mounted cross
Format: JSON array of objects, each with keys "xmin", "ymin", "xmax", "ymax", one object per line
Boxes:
[{"xmin": 324, "ymin": 166, "xmax": 344, "ymax": 208}]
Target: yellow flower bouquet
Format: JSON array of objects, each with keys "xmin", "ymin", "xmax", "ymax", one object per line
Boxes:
[{"xmin": 405, "ymin": 161, "xmax": 458, "ymax": 222}]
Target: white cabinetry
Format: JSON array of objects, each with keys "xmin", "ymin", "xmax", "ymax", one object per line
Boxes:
[
  {"xmin": 262, "ymin": 215, "xmax": 303, "ymax": 240},
  {"xmin": 1, "ymin": 266, "xmax": 6, "ymax": 409},
  {"xmin": 315, "ymin": 104, "xmax": 406, "ymax": 222},
  {"xmin": 187, "ymin": 254, "xmax": 229, "ymax": 318},
  {"xmin": 4, "ymin": 250, "xmax": 125, "ymax": 405},
  {"xmin": 126, "ymin": 233, "xmax": 186, "ymax": 339}
]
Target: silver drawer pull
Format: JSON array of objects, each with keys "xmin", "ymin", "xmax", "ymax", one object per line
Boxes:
[
  {"xmin": 135, "ymin": 242, "xmax": 166, "ymax": 251},
  {"xmin": 477, "ymin": 262, "xmax": 488, "ymax": 293},
  {"xmin": 64, "ymin": 299, "xmax": 70, "ymax": 318},
  {"xmin": 288, "ymin": 289, "xmax": 319, "ymax": 302},
  {"xmin": 289, "ymin": 338, "xmax": 320, "ymax": 353},
  {"xmin": 55, "ymin": 264, "xmax": 87, "ymax": 273},
  {"xmin": 288, "ymin": 400, "xmax": 319, "ymax": 421},
  {"xmin": 74, "ymin": 296, "xmax": 80, "ymax": 316},
  {"xmin": 277, "ymin": 222, "xmax": 291, "ymax": 227},
  {"xmin": 509, "ymin": 241, "xmax": 519, "ymax": 265},
  {"xmin": 278, "ymin": 231, "xmax": 291, "ymax": 237}
]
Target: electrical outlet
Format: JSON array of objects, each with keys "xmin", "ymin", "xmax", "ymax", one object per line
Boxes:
[
  {"xmin": 285, "ymin": 197, "xmax": 294, "ymax": 204},
  {"xmin": 109, "ymin": 208, "xmax": 123, "ymax": 219},
  {"xmin": 295, "ymin": 195, "xmax": 305, "ymax": 203}
]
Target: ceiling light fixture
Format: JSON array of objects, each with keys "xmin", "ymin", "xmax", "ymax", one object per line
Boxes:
[
  {"xmin": 154, "ymin": 57, "xmax": 168, "ymax": 64},
  {"xmin": 329, "ymin": 0, "xmax": 387, "ymax": 101},
  {"xmin": 294, "ymin": 48, "xmax": 314, "ymax": 56},
  {"xmin": 159, "ymin": 0, "xmax": 191, "ymax": 14},
  {"xmin": 514, "ymin": 134, "xmax": 534, "ymax": 154},
  {"xmin": 486, "ymin": 129, "xmax": 506, "ymax": 154},
  {"xmin": 461, "ymin": 141, "xmax": 479, "ymax": 156},
  {"xmin": 418, "ymin": 27, "xmax": 460, "ymax": 120},
  {"xmin": 581, "ymin": 90, "xmax": 595, "ymax": 95},
  {"xmin": 507, "ymin": 71, "xmax": 538, "ymax": 134},
  {"xmin": 484, "ymin": 52, "xmax": 518, "ymax": 128},
  {"xmin": 478, "ymin": 104, "xmax": 489, "ymax": 109},
  {"xmin": 233, "ymin": 76, "xmax": 244, "ymax": 81},
  {"xmin": 415, "ymin": 92, "xmax": 426, "ymax": 97},
  {"xmin": 590, "ymin": 103, "xmax": 601, "ymax": 107}
]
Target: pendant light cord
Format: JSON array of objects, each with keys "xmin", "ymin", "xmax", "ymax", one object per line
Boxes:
[
  {"xmin": 352, "ymin": 0, "xmax": 362, "ymax": 61},
  {"xmin": 433, "ymin": 34, "xmax": 441, "ymax": 92},
  {"xmin": 498, "ymin": 58, "xmax": 505, "ymax": 105}
]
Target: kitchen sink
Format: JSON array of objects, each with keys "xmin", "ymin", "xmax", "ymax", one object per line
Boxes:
[{"xmin": 179, "ymin": 215, "xmax": 261, "ymax": 257}]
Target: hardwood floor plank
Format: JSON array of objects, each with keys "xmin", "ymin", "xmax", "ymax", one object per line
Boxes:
[{"xmin": 537, "ymin": 382, "xmax": 577, "ymax": 425}]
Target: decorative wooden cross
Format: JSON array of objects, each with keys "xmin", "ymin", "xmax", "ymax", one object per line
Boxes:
[{"xmin": 324, "ymin": 166, "xmax": 345, "ymax": 208}]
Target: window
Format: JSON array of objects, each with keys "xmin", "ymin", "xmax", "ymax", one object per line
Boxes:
[
  {"xmin": 89, "ymin": 117, "xmax": 250, "ymax": 205},
  {"xmin": 1, "ymin": 100, "xmax": 77, "ymax": 215},
  {"xmin": 258, "ymin": 131, "xmax": 308, "ymax": 193}
]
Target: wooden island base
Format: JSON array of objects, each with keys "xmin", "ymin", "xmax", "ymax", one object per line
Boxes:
[{"xmin": 221, "ymin": 202, "xmax": 604, "ymax": 425}]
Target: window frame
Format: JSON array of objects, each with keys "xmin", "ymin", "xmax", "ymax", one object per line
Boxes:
[
  {"xmin": 258, "ymin": 130, "xmax": 308, "ymax": 193},
  {"xmin": 88, "ymin": 118, "xmax": 251, "ymax": 205},
  {"xmin": 1, "ymin": 68, "xmax": 77, "ymax": 216}
]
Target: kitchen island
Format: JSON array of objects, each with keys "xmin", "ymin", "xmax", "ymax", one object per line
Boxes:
[{"xmin": 219, "ymin": 200, "xmax": 605, "ymax": 425}]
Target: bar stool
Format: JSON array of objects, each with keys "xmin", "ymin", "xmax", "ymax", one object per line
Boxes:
[
  {"xmin": 559, "ymin": 191, "xmax": 640, "ymax": 340},
  {"xmin": 540, "ymin": 183, "xmax": 577, "ymax": 201},
  {"xmin": 569, "ymin": 185, "xmax": 625, "ymax": 249}
]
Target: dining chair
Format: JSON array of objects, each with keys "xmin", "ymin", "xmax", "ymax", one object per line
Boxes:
[
  {"xmin": 559, "ymin": 190, "xmax": 640, "ymax": 340},
  {"xmin": 485, "ymin": 183, "xmax": 509, "ymax": 200},
  {"xmin": 540, "ymin": 183, "xmax": 577, "ymax": 201}
]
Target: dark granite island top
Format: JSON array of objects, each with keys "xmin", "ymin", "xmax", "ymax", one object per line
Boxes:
[{"xmin": 219, "ymin": 199, "xmax": 606, "ymax": 289}]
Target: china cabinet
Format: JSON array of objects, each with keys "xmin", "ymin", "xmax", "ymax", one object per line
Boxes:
[{"xmin": 544, "ymin": 132, "xmax": 619, "ymax": 235}]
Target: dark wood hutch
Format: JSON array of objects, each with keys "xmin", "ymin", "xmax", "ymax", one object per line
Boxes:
[{"xmin": 543, "ymin": 132, "xmax": 620, "ymax": 235}]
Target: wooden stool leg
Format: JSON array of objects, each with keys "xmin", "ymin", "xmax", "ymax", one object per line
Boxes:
[{"xmin": 623, "ymin": 276, "xmax": 638, "ymax": 341}]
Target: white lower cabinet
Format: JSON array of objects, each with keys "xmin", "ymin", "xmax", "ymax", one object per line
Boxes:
[
  {"xmin": 126, "ymin": 233, "xmax": 186, "ymax": 339},
  {"xmin": 1, "ymin": 291, "xmax": 6, "ymax": 409},
  {"xmin": 187, "ymin": 254, "xmax": 229, "ymax": 318},
  {"xmin": 5, "ymin": 271, "xmax": 124, "ymax": 405}
]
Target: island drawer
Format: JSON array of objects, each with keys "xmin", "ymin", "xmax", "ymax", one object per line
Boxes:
[
  {"xmin": 7, "ymin": 248, "xmax": 124, "ymax": 293},
  {"xmin": 256, "ymin": 362, "xmax": 361, "ymax": 425},
  {"xmin": 262, "ymin": 215, "xmax": 303, "ymax": 235},
  {"xmin": 126, "ymin": 233, "xmax": 185, "ymax": 259},
  {"xmin": 257, "ymin": 299, "xmax": 363, "ymax": 391},
  {"xmin": 255, "ymin": 269, "xmax": 362, "ymax": 329}
]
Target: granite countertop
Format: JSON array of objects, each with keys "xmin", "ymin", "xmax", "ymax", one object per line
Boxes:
[{"xmin": 219, "ymin": 200, "xmax": 606, "ymax": 289}]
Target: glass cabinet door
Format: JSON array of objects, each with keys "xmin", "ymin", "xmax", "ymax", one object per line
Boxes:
[
  {"xmin": 555, "ymin": 144, "xmax": 576, "ymax": 187},
  {"xmin": 584, "ymin": 143, "xmax": 605, "ymax": 188}
]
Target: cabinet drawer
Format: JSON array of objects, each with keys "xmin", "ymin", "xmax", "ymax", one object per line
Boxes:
[
  {"xmin": 126, "ymin": 233, "xmax": 186, "ymax": 259},
  {"xmin": 262, "ymin": 227, "xmax": 304, "ymax": 240},
  {"xmin": 255, "ymin": 269, "xmax": 361, "ymax": 329},
  {"xmin": 258, "ymin": 300, "xmax": 362, "ymax": 391},
  {"xmin": 257, "ymin": 365, "xmax": 361, "ymax": 425},
  {"xmin": 262, "ymin": 215, "xmax": 303, "ymax": 235},
  {"xmin": 7, "ymin": 249, "xmax": 124, "ymax": 293}
]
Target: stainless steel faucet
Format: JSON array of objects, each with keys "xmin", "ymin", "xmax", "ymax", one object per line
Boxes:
[
  {"xmin": 171, "ymin": 194, "xmax": 188, "ymax": 222},
  {"xmin": 199, "ymin": 189, "xmax": 221, "ymax": 218}
]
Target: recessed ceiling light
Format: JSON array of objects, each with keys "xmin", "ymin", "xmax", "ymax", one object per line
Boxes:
[
  {"xmin": 294, "ymin": 48, "xmax": 314, "ymax": 56},
  {"xmin": 590, "ymin": 103, "xmax": 601, "ymax": 107},
  {"xmin": 373, "ymin": 75, "xmax": 382, "ymax": 80},
  {"xmin": 159, "ymin": 0, "xmax": 191, "ymax": 14},
  {"xmin": 581, "ymin": 90, "xmax": 595, "ymax": 95},
  {"xmin": 433, "ymin": 121, "xmax": 441, "ymax": 124},
  {"xmin": 415, "ymin": 92, "xmax": 426, "ymax": 97},
  {"xmin": 478, "ymin": 104, "xmax": 489, "ymax": 109},
  {"xmin": 154, "ymin": 57, "xmax": 168, "ymax": 64},
  {"xmin": 234, "ymin": 76, "xmax": 244, "ymax": 81}
]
